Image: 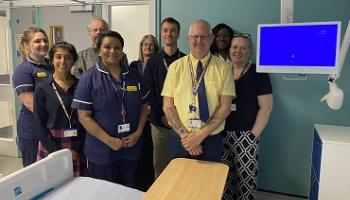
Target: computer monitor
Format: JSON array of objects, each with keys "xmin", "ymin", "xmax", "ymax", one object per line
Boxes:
[{"xmin": 256, "ymin": 21, "xmax": 341, "ymax": 74}]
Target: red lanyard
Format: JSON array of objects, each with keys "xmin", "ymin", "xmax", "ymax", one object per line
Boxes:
[
  {"xmin": 52, "ymin": 83, "xmax": 73, "ymax": 128},
  {"xmin": 188, "ymin": 55, "xmax": 212, "ymax": 95}
]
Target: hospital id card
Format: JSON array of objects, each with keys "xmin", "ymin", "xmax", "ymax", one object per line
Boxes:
[
  {"xmin": 64, "ymin": 128, "xmax": 78, "ymax": 137},
  {"xmin": 117, "ymin": 123, "xmax": 130, "ymax": 133},
  {"xmin": 230, "ymin": 103, "xmax": 237, "ymax": 111},
  {"xmin": 188, "ymin": 118, "xmax": 201, "ymax": 129}
]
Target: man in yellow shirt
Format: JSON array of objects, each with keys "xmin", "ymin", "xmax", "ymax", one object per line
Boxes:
[{"xmin": 162, "ymin": 19, "xmax": 235, "ymax": 161}]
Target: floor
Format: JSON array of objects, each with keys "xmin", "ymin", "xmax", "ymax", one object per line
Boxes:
[
  {"xmin": 0, "ymin": 154, "xmax": 307, "ymax": 200},
  {"xmin": 257, "ymin": 191, "xmax": 306, "ymax": 200},
  {"xmin": 0, "ymin": 154, "xmax": 22, "ymax": 179}
]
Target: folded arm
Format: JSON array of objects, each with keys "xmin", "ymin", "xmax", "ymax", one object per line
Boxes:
[
  {"xmin": 78, "ymin": 109, "xmax": 123, "ymax": 151},
  {"xmin": 181, "ymin": 95, "xmax": 233, "ymax": 151}
]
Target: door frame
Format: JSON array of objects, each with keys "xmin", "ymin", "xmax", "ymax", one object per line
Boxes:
[
  {"xmin": 102, "ymin": 0, "xmax": 155, "ymax": 34},
  {"xmin": 0, "ymin": 8, "xmax": 19, "ymax": 157}
]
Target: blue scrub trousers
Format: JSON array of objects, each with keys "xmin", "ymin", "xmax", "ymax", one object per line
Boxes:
[
  {"xmin": 168, "ymin": 129, "xmax": 223, "ymax": 162},
  {"xmin": 88, "ymin": 159, "xmax": 138, "ymax": 188},
  {"xmin": 18, "ymin": 138, "xmax": 38, "ymax": 167}
]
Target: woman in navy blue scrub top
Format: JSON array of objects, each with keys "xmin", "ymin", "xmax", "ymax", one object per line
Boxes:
[
  {"xmin": 72, "ymin": 31, "xmax": 149, "ymax": 187},
  {"xmin": 12, "ymin": 27, "xmax": 52, "ymax": 167},
  {"xmin": 33, "ymin": 42, "xmax": 87, "ymax": 176}
]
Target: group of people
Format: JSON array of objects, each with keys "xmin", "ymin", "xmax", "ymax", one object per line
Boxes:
[{"xmin": 12, "ymin": 16, "xmax": 273, "ymax": 200}]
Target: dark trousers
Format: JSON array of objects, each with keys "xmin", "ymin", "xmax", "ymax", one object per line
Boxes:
[
  {"xmin": 88, "ymin": 159, "xmax": 138, "ymax": 188},
  {"xmin": 18, "ymin": 138, "xmax": 38, "ymax": 167},
  {"xmin": 168, "ymin": 129, "xmax": 223, "ymax": 162},
  {"xmin": 136, "ymin": 121, "xmax": 155, "ymax": 191}
]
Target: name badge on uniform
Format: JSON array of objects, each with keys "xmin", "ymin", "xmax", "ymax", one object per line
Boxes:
[
  {"xmin": 117, "ymin": 123, "xmax": 130, "ymax": 133},
  {"xmin": 230, "ymin": 103, "xmax": 237, "ymax": 111},
  {"xmin": 188, "ymin": 118, "xmax": 201, "ymax": 129},
  {"xmin": 64, "ymin": 128, "xmax": 78, "ymax": 137},
  {"xmin": 126, "ymin": 86, "xmax": 138, "ymax": 92},
  {"xmin": 36, "ymin": 71, "xmax": 47, "ymax": 78}
]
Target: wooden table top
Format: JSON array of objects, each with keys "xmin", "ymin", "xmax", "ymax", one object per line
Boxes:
[{"xmin": 142, "ymin": 158, "xmax": 229, "ymax": 200}]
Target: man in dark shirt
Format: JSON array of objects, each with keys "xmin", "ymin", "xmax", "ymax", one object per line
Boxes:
[{"xmin": 143, "ymin": 17, "xmax": 185, "ymax": 178}]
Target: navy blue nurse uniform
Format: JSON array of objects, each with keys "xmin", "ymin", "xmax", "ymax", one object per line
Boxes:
[
  {"xmin": 72, "ymin": 60, "xmax": 148, "ymax": 186},
  {"xmin": 12, "ymin": 58, "xmax": 52, "ymax": 167}
]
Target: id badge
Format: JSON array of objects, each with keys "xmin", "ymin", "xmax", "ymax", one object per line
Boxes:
[
  {"xmin": 230, "ymin": 103, "xmax": 237, "ymax": 111},
  {"xmin": 36, "ymin": 71, "xmax": 47, "ymax": 78},
  {"xmin": 64, "ymin": 128, "xmax": 78, "ymax": 137},
  {"xmin": 126, "ymin": 85, "xmax": 138, "ymax": 92},
  {"xmin": 117, "ymin": 123, "xmax": 130, "ymax": 133},
  {"xmin": 188, "ymin": 118, "xmax": 202, "ymax": 129}
]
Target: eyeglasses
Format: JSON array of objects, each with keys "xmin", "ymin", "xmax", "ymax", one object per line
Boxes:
[
  {"xmin": 142, "ymin": 43, "xmax": 154, "ymax": 47},
  {"xmin": 233, "ymin": 33, "xmax": 252, "ymax": 40},
  {"xmin": 188, "ymin": 35, "xmax": 212, "ymax": 40},
  {"xmin": 90, "ymin": 28, "xmax": 108, "ymax": 34}
]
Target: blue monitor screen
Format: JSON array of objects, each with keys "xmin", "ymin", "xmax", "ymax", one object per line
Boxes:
[{"xmin": 257, "ymin": 22, "xmax": 340, "ymax": 74}]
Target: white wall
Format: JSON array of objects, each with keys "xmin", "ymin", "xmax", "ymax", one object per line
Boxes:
[
  {"xmin": 40, "ymin": 6, "xmax": 93, "ymax": 52},
  {"xmin": 110, "ymin": 4, "xmax": 154, "ymax": 62}
]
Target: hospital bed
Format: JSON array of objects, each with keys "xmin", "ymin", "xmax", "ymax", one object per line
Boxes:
[{"xmin": 0, "ymin": 149, "xmax": 144, "ymax": 200}]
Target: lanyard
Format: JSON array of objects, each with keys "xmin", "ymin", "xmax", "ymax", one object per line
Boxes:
[
  {"xmin": 107, "ymin": 74, "xmax": 127, "ymax": 123},
  {"xmin": 52, "ymin": 83, "xmax": 73, "ymax": 128},
  {"xmin": 163, "ymin": 52, "xmax": 181, "ymax": 70},
  {"xmin": 233, "ymin": 60, "xmax": 252, "ymax": 77},
  {"xmin": 188, "ymin": 55, "xmax": 212, "ymax": 95}
]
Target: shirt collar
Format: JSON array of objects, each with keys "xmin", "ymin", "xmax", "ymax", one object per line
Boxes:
[
  {"xmin": 96, "ymin": 60, "xmax": 130, "ymax": 75},
  {"xmin": 49, "ymin": 75, "xmax": 78, "ymax": 92},
  {"xmin": 90, "ymin": 46, "xmax": 98, "ymax": 53},
  {"xmin": 48, "ymin": 74, "xmax": 78, "ymax": 83},
  {"xmin": 160, "ymin": 48, "xmax": 180, "ymax": 58},
  {"xmin": 27, "ymin": 57, "xmax": 49, "ymax": 66},
  {"xmin": 214, "ymin": 53, "xmax": 231, "ymax": 62},
  {"xmin": 189, "ymin": 52, "xmax": 212, "ymax": 66}
]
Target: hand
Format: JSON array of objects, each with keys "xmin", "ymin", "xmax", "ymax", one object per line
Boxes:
[
  {"xmin": 70, "ymin": 150, "xmax": 79, "ymax": 161},
  {"xmin": 147, "ymin": 105, "xmax": 151, "ymax": 115},
  {"xmin": 181, "ymin": 131, "xmax": 206, "ymax": 152},
  {"xmin": 122, "ymin": 132, "xmax": 141, "ymax": 148},
  {"xmin": 107, "ymin": 137, "xmax": 124, "ymax": 151},
  {"xmin": 188, "ymin": 145, "xmax": 203, "ymax": 156},
  {"xmin": 161, "ymin": 115, "xmax": 171, "ymax": 128},
  {"xmin": 249, "ymin": 130, "xmax": 259, "ymax": 138}
]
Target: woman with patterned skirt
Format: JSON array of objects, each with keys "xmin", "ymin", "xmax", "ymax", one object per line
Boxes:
[{"xmin": 221, "ymin": 34, "xmax": 273, "ymax": 200}]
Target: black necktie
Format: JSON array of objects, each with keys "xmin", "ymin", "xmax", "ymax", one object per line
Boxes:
[{"xmin": 196, "ymin": 61, "xmax": 209, "ymax": 122}]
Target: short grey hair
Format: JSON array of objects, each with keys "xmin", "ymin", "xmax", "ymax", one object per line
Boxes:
[
  {"xmin": 188, "ymin": 19, "xmax": 212, "ymax": 36},
  {"xmin": 87, "ymin": 17, "xmax": 109, "ymax": 32}
]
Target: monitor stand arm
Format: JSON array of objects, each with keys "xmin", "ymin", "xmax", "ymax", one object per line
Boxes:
[{"xmin": 323, "ymin": 20, "xmax": 350, "ymax": 110}]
